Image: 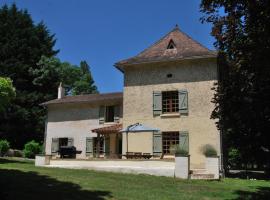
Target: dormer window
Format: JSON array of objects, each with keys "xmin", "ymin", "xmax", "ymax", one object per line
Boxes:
[{"xmin": 167, "ymin": 39, "xmax": 176, "ymax": 49}]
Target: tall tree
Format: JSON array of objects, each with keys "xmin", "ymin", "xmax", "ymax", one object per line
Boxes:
[
  {"xmin": 33, "ymin": 57, "xmax": 98, "ymax": 95},
  {"xmin": 200, "ymin": 0, "xmax": 270, "ymax": 172},
  {"xmin": 0, "ymin": 4, "xmax": 58, "ymax": 148},
  {"xmin": 72, "ymin": 61, "xmax": 98, "ymax": 95}
]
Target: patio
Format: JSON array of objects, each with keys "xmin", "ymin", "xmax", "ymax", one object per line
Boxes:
[{"xmin": 47, "ymin": 159, "xmax": 175, "ymax": 177}]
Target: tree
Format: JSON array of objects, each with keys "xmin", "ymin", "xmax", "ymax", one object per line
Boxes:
[
  {"xmin": 0, "ymin": 4, "xmax": 58, "ymax": 148},
  {"xmin": 200, "ymin": 0, "xmax": 270, "ymax": 173},
  {"xmin": 32, "ymin": 56, "xmax": 96, "ymax": 95},
  {"xmin": 0, "ymin": 77, "xmax": 15, "ymax": 113},
  {"xmin": 72, "ymin": 61, "xmax": 98, "ymax": 95}
]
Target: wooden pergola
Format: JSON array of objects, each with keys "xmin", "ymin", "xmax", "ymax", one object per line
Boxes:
[{"xmin": 91, "ymin": 124, "xmax": 122, "ymax": 158}]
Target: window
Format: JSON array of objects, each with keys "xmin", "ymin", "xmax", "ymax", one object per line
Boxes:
[
  {"xmin": 153, "ymin": 90, "xmax": 188, "ymax": 116},
  {"xmin": 162, "ymin": 132, "xmax": 179, "ymax": 154},
  {"xmin": 93, "ymin": 137, "xmax": 104, "ymax": 154},
  {"xmin": 59, "ymin": 138, "xmax": 68, "ymax": 147},
  {"xmin": 105, "ymin": 106, "xmax": 114, "ymax": 122},
  {"xmin": 162, "ymin": 91, "xmax": 179, "ymax": 113},
  {"xmin": 99, "ymin": 105, "xmax": 120, "ymax": 124},
  {"xmin": 166, "ymin": 73, "xmax": 173, "ymax": 78},
  {"xmin": 167, "ymin": 39, "xmax": 176, "ymax": 49}
]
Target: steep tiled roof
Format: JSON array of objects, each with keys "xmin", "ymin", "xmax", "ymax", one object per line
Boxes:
[
  {"xmin": 41, "ymin": 92, "xmax": 123, "ymax": 105},
  {"xmin": 115, "ymin": 26, "xmax": 216, "ymax": 71},
  {"xmin": 92, "ymin": 124, "xmax": 123, "ymax": 134}
]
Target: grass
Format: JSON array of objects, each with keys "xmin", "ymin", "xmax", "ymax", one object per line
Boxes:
[{"xmin": 0, "ymin": 158, "xmax": 270, "ymax": 200}]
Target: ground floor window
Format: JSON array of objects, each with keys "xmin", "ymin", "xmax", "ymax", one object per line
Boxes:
[
  {"xmin": 162, "ymin": 132, "xmax": 179, "ymax": 154},
  {"xmin": 59, "ymin": 138, "xmax": 68, "ymax": 147},
  {"xmin": 93, "ymin": 137, "xmax": 104, "ymax": 154}
]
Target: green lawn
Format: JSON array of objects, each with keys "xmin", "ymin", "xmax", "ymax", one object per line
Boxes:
[{"xmin": 0, "ymin": 158, "xmax": 269, "ymax": 200}]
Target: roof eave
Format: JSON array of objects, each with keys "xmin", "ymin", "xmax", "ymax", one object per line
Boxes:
[
  {"xmin": 114, "ymin": 53, "xmax": 217, "ymax": 70},
  {"xmin": 113, "ymin": 63, "xmax": 124, "ymax": 73}
]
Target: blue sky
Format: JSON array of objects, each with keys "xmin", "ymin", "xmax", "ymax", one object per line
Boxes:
[{"xmin": 1, "ymin": 0, "xmax": 215, "ymax": 93}]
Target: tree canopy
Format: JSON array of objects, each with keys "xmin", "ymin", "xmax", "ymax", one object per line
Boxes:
[
  {"xmin": 33, "ymin": 56, "xmax": 98, "ymax": 97},
  {"xmin": 0, "ymin": 4, "xmax": 98, "ymax": 148},
  {"xmin": 200, "ymin": 0, "xmax": 270, "ymax": 172},
  {"xmin": 0, "ymin": 77, "xmax": 15, "ymax": 112},
  {"xmin": 72, "ymin": 61, "xmax": 98, "ymax": 95}
]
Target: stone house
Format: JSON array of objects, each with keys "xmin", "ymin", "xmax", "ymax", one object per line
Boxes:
[{"xmin": 43, "ymin": 26, "xmax": 220, "ymax": 169}]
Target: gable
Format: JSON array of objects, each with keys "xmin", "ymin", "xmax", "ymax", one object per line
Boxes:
[{"xmin": 115, "ymin": 25, "xmax": 216, "ymax": 71}]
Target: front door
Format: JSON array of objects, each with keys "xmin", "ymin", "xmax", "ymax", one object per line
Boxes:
[
  {"xmin": 118, "ymin": 137, "xmax": 122, "ymax": 155},
  {"xmin": 105, "ymin": 136, "xmax": 110, "ymax": 156}
]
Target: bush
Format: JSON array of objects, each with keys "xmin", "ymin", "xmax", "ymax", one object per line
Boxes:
[
  {"xmin": 14, "ymin": 149, "xmax": 23, "ymax": 157},
  {"xmin": 23, "ymin": 140, "xmax": 42, "ymax": 158},
  {"xmin": 201, "ymin": 144, "xmax": 217, "ymax": 157},
  {"xmin": 170, "ymin": 145, "xmax": 189, "ymax": 156},
  {"xmin": 0, "ymin": 139, "xmax": 10, "ymax": 156},
  {"xmin": 6, "ymin": 149, "xmax": 23, "ymax": 157},
  {"xmin": 228, "ymin": 148, "xmax": 241, "ymax": 168}
]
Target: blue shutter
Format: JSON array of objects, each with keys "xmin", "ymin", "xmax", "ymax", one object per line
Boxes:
[
  {"xmin": 153, "ymin": 132, "xmax": 162, "ymax": 156},
  {"xmin": 99, "ymin": 106, "xmax": 105, "ymax": 124},
  {"xmin": 114, "ymin": 105, "xmax": 120, "ymax": 123},
  {"xmin": 68, "ymin": 138, "xmax": 74, "ymax": 146},
  {"xmin": 86, "ymin": 137, "xmax": 93, "ymax": 156},
  {"xmin": 179, "ymin": 90, "xmax": 188, "ymax": 114},
  {"xmin": 153, "ymin": 92, "xmax": 162, "ymax": 116},
  {"xmin": 51, "ymin": 138, "xmax": 59, "ymax": 153},
  {"xmin": 179, "ymin": 131, "xmax": 189, "ymax": 153}
]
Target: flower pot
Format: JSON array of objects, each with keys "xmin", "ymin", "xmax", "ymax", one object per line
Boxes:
[
  {"xmin": 205, "ymin": 156, "xmax": 219, "ymax": 179},
  {"xmin": 175, "ymin": 155, "xmax": 190, "ymax": 179},
  {"xmin": 35, "ymin": 155, "xmax": 51, "ymax": 166}
]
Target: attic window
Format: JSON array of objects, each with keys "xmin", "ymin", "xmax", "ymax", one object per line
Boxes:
[
  {"xmin": 167, "ymin": 40, "xmax": 176, "ymax": 49},
  {"xmin": 167, "ymin": 73, "xmax": 173, "ymax": 78}
]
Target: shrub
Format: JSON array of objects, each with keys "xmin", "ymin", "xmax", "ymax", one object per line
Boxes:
[
  {"xmin": 170, "ymin": 145, "xmax": 189, "ymax": 156},
  {"xmin": 23, "ymin": 140, "xmax": 42, "ymax": 158},
  {"xmin": 14, "ymin": 149, "xmax": 23, "ymax": 157},
  {"xmin": 0, "ymin": 139, "xmax": 10, "ymax": 156},
  {"xmin": 201, "ymin": 144, "xmax": 217, "ymax": 157},
  {"xmin": 228, "ymin": 148, "xmax": 241, "ymax": 168}
]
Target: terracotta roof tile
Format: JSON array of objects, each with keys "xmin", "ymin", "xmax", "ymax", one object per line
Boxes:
[
  {"xmin": 41, "ymin": 92, "xmax": 123, "ymax": 106},
  {"xmin": 115, "ymin": 26, "xmax": 217, "ymax": 70},
  {"xmin": 92, "ymin": 124, "xmax": 123, "ymax": 134}
]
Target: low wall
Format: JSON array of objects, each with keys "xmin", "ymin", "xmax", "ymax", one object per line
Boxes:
[
  {"xmin": 205, "ymin": 157, "xmax": 219, "ymax": 179},
  {"xmin": 48, "ymin": 160, "xmax": 175, "ymax": 177}
]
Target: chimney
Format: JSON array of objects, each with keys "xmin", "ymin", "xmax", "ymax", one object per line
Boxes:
[{"xmin": 58, "ymin": 82, "xmax": 65, "ymax": 99}]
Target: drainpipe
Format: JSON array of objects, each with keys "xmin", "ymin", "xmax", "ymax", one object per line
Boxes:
[{"xmin": 220, "ymin": 129, "xmax": 225, "ymax": 178}]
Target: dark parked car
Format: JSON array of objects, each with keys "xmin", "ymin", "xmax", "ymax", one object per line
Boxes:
[{"xmin": 58, "ymin": 146, "xmax": 82, "ymax": 158}]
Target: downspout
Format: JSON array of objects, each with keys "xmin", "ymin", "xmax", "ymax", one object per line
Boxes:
[
  {"xmin": 217, "ymin": 54, "xmax": 225, "ymax": 178},
  {"xmin": 42, "ymin": 106, "xmax": 48, "ymax": 155}
]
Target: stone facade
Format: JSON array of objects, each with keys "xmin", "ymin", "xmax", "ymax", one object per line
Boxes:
[
  {"xmin": 45, "ymin": 102, "xmax": 122, "ymax": 159},
  {"xmin": 122, "ymin": 58, "xmax": 219, "ymax": 168},
  {"xmin": 43, "ymin": 26, "xmax": 220, "ymax": 170}
]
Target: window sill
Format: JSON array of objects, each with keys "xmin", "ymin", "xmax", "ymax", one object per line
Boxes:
[
  {"xmin": 160, "ymin": 113, "xmax": 180, "ymax": 118},
  {"xmin": 104, "ymin": 122, "xmax": 118, "ymax": 125}
]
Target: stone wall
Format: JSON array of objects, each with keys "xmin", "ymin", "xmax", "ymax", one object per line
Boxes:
[
  {"xmin": 122, "ymin": 58, "xmax": 220, "ymax": 168},
  {"xmin": 45, "ymin": 102, "xmax": 122, "ymax": 159}
]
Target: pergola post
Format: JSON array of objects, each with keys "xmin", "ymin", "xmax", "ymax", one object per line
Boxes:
[
  {"xmin": 126, "ymin": 131, "xmax": 129, "ymax": 154},
  {"xmin": 97, "ymin": 133, "xmax": 100, "ymax": 158}
]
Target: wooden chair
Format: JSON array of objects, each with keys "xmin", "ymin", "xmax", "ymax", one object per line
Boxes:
[
  {"xmin": 142, "ymin": 153, "xmax": 152, "ymax": 159},
  {"xmin": 134, "ymin": 152, "xmax": 142, "ymax": 159}
]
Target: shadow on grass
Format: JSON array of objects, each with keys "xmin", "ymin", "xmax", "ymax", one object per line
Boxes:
[
  {"xmin": 232, "ymin": 187, "xmax": 270, "ymax": 200},
  {"xmin": 227, "ymin": 171, "xmax": 269, "ymax": 180},
  {"xmin": 0, "ymin": 168, "xmax": 112, "ymax": 200},
  {"xmin": 0, "ymin": 157, "xmax": 32, "ymax": 164}
]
